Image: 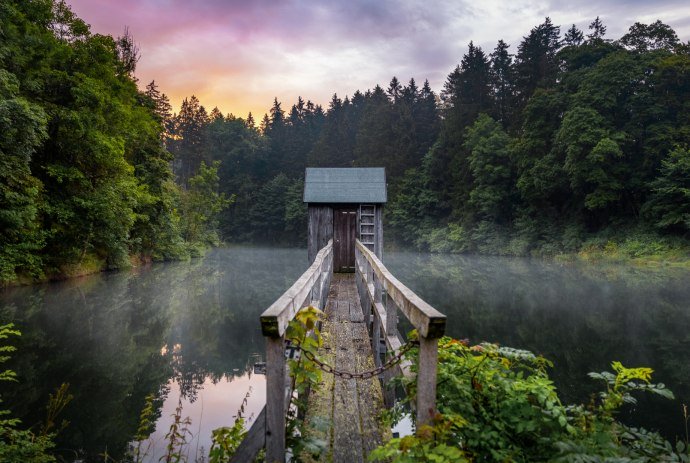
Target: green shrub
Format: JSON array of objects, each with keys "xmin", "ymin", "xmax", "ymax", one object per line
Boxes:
[{"xmin": 372, "ymin": 336, "xmax": 686, "ymax": 462}]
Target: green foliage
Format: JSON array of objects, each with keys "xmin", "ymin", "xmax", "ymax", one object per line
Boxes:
[
  {"xmin": 0, "ymin": 69, "xmax": 47, "ymax": 283},
  {"xmin": 643, "ymin": 147, "xmax": 690, "ymax": 233},
  {"xmin": 372, "ymin": 337, "xmax": 683, "ymax": 462},
  {"xmin": 0, "ymin": 324, "xmax": 57, "ymax": 462},
  {"xmin": 285, "ymin": 306, "xmax": 329, "ymax": 458},
  {"xmin": 208, "ymin": 417, "xmax": 246, "ymax": 463},
  {"xmin": 161, "ymin": 398, "xmax": 193, "ymax": 463},
  {"xmin": 4, "ymin": 3, "xmax": 689, "ymax": 274},
  {"xmin": 285, "ymin": 306, "xmax": 324, "ymax": 395},
  {"xmin": 179, "ymin": 161, "xmax": 232, "ymax": 253},
  {"xmin": 130, "ymin": 393, "xmax": 156, "ymax": 463},
  {"xmin": 0, "ymin": 0, "xmax": 218, "ymax": 284}
]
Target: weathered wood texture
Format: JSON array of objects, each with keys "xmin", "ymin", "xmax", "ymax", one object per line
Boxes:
[
  {"xmin": 308, "ymin": 206, "xmax": 333, "ymax": 264},
  {"xmin": 355, "ymin": 240, "xmax": 445, "ymax": 339},
  {"xmin": 355, "ymin": 239, "xmax": 446, "ymax": 427},
  {"xmin": 301, "ymin": 274, "xmax": 389, "ymax": 463},
  {"xmin": 261, "ymin": 240, "xmax": 333, "ymax": 338},
  {"xmin": 265, "ymin": 337, "xmax": 287, "ymax": 463}
]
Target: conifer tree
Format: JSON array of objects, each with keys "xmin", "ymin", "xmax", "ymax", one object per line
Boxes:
[
  {"xmin": 563, "ymin": 24, "xmax": 584, "ymax": 46},
  {"xmin": 514, "ymin": 17, "xmax": 561, "ymax": 109},
  {"xmin": 144, "ymin": 80, "xmax": 173, "ymax": 140},
  {"xmin": 387, "ymin": 77, "xmax": 402, "ymax": 102},
  {"xmin": 246, "ymin": 112, "xmax": 255, "ymax": 130},
  {"xmin": 587, "ymin": 16, "xmax": 607, "ymax": 43},
  {"xmin": 490, "ymin": 40, "xmax": 514, "ymax": 127},
  {"xmin": 171, "ymin": 95, "xmax": 209, "ymax": 186}
]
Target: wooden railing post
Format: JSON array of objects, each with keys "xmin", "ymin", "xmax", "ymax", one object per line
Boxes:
[
  {"xmin": 354, "ymin": 239, "xmax": 446, "ymax": 430},
  {"xmin": 416, "ymin": 335, "xmax": 439, "ymax": 427},
  {"xmin": 384, "ymin": 288, "xmax": 397, "ymax": 337},
  {"xmin": 265, "ymin": 335, "xmax": 286, "ymax": 462}
]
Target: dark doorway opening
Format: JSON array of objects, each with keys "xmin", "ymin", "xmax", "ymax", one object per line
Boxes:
[{"xmin": 334, "ymin": 207, "xmax": 356, "ymax": 272}]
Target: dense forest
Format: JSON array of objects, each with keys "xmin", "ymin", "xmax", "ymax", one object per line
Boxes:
[
  {"xmin": 2, "ymin": 0, "xmax": 690, "ymax": 285},
  {"xmin": 163, "ymin": 16, "xmax": 690, "ymax": 256}
]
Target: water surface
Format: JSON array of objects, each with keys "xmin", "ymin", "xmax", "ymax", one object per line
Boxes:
[
  {"xmin": 0, "ymin": 246, "xmax": 307, "ymax": 461},
  {"xmin": 1, "ymin": 247, "xmax": 688, "ymax": 460},
  {"xmin": 385, "ymin": 251, "xmax": 690, "ymax": 440}
]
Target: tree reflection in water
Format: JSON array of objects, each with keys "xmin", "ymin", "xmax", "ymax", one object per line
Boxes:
[{"xmin": 0, "ymin": 246, "xmax": 307, "ymax": 462}]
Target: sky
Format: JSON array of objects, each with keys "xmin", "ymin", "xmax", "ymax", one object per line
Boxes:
[{"xmin": 66, "ymin": 0, "xmax": 690, "ymax": 120}]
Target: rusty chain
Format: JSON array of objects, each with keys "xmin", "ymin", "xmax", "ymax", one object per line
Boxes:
[{"xmin": 291, "ymin": 339, "xmax": 418, "ymax": 380}]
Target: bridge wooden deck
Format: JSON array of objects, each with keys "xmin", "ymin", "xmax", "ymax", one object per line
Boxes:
[
  {"xmin": 299, "ymin": 273, "xmax": 388, "ymax": 462},
  {"xmin": 231, "ymin": 239, "xmax": 446, "ymax": 463}
]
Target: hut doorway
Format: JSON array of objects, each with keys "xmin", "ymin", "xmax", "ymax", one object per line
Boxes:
[{"xmin": 334, "ymin": 207, "xmax": 356, "ymax": 272}]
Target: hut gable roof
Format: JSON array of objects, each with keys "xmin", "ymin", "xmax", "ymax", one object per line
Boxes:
[{"xmin": 303, "ymin": 167, "xmax": 387, "ymax": 204}]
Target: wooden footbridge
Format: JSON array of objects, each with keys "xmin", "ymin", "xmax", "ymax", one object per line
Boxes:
[{"xmin": 231, "ymin": 168, "xmax": 446, "ymax": 462}]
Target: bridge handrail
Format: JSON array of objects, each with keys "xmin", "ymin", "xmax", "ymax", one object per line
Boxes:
[
  {"xmin": 260, "ymin": 239, "xmax": 333, "ymax": 337},
  {"xmin": 355, "ymin": 239, "xmax": 446, "ymax": 427},
  {"xmin": 355, "ymin": 240, "xmax": 446, "ymax": 338},
  {"xmin": 242, "ymin": 239, "xmax": 333, "ymax": 463}
]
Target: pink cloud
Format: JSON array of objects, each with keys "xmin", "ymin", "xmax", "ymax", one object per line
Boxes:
[{"xmin": 66, "ymin": 0, "xmax": 690, "ymax": 119}]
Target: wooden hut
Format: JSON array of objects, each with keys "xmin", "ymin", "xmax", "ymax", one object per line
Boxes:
[{"xmin": 304, "ymin": 167, "xmax": 387, "ymax": 271}]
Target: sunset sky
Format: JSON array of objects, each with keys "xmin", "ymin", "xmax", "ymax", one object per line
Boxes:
[{"xmin": 66, "ymin": 0, "xmax": 690, "ymax": 120}]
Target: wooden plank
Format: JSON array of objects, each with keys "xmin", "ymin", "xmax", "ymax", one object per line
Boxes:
[
  {"xmin": 371, "ymin": 306, "xmax": 382, "ymax": 368},
  {"xmin": 353, "ymin": 318, "xmax": 387, "ymax": 457},
  {"xmin": 333, "ymin": 292, "xmax": 364, "ymax": 463},
  {"xmin": 355, "ymin": 240, "xmax": 445, "ymax": 339},
  {"xmin": 261, "ymin": 240, "xmax": 332, "ymax": 337},
  {"xmin": 299, "ymin": 297, "xmax": 336, "ymax": 463},
  {"xmin": 265, "ymin": 337, "xmax": 286, "ymax": 463},
  {"xmin": 301, "ymin": 274, "xmax": 387, "ymax": 462}
]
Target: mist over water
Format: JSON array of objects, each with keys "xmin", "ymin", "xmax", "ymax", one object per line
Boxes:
[
  {"xmin": 0, "ymin": 246, "xmax": 688, "ymax": 460},
  {"xmin": 0, "ymin": 246, "xmax": 307, "ymax": 462},
  {"xmin": 385, "ymin": 250, "xmax": 690, "ymax": 440}
]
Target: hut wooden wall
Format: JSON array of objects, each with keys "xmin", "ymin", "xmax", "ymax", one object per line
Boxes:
[{"xmin": 308, "ymin": 205, "xmax": 333, "ymax": 263}]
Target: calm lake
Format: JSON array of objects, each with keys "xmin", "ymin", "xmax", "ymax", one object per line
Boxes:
[{"xmin": 0, "ymin": 246, "xmax": 688, "ymax": 461}]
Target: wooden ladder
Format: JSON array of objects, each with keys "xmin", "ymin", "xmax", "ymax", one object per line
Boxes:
[{"xmin": 359, "ymin": 204, "xmax": 375, "ymax": 251}]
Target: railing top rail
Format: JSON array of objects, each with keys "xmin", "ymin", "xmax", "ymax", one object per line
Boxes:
[
  {"xmin": 356, "ymin": 239, "xmax": 446, "ymax": 339},
  {"xmin": 260, "ymin": 239, "xmax": 333, "ymax": 338}
]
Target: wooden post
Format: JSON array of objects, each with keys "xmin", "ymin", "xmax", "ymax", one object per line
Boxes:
[
  {"xmin": 265, "ymin": 336, "xmax": 286, "ymax": 462},
  {"xmin": 416, "ymin": 335, "xmax": 438, "ymax": 427},
  {"xmin": 373, "ymin": 272, "xmax": 382, "ymax": 304},
  {"xmin": 372, "ymin": 308, "xmax": 382, "ymax": 368},
  {"xmin": 385, "ymin": 289, "xmax": 397, "ymax": 337}
]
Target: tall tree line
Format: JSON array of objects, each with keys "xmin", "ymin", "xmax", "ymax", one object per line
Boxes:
[
  {"xmin": 389, "ymin": 17, "xmax": 690, "ymax": 255},
  {"xmin": 164, "ymin": 76, "xmax": 441, "ymax": 244},
  {"xmin": 167, "ymin": 16, "xmax": 689, "ymax": 255}
]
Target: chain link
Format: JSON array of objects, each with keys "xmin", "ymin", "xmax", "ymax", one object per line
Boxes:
[{"xmin": 291, "ymin": 340, "xmax": 418, "ymax": 380}]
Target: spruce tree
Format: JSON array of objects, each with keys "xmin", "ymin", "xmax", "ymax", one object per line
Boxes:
[
  {"xmin": 490, "ymin": 39, "xmax": 514, "ymax": 127},
  {"xmin": 514, "ymin": 17, "xmax": 561, "ymax": 109},
  {"xmin": 564, "ymin": 24, "xmax": 584, "ymax": 46},
  {"xmin": 587, "ymin": 16, "xmax": 607, "ymax": 43}
]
